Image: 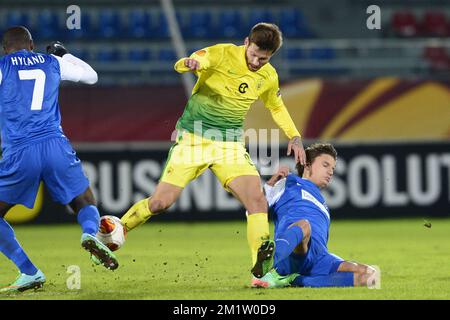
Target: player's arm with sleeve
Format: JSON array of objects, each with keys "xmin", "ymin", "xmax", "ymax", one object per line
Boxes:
[
  {"xmin": 261, "ymin": 73, "xmax": 300, "ymax": 139},
  {"xmin": 54, "ymin": 54, "xmax": 98, "ymax": 85},
  {"xmin": 173, "ymin": 46, "xmax": 221, "ymax": 76},
  {"xmin": 261, "ymin": 72, "xmax": 306, "ymax": 164}
]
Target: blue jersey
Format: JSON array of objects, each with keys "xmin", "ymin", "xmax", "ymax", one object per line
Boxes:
[
  {"xmin": 269, "ymin": 174, "xmax": 331, "ymax": 251},
  {"xmin": 0, "ymin": 50, "xmax": 64, "ymax": 155}
]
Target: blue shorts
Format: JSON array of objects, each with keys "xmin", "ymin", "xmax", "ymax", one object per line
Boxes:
[
  {"xmin": 275, "ymin": 243, "xmax": 344, "ymax": 276},
  {"xmin": 274, "ymin": 216, "xmax": 344, "ymax": 276},
  {"xmin": 0, "ymin": 137, "xmax": 89, "ymax": 208}
]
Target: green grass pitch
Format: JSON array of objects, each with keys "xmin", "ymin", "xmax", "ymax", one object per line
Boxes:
[{"xmin": 1, "ymin": 218, "xmax": 450, "ymax": 300}]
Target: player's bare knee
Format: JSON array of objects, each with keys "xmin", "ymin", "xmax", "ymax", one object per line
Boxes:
[
  {"xmin": 149, "ymin": 198, "xmax": 173, "ymax": 213},
  {"xmin": 291, "ymin": 219, "xmax": 311, "ymax": 239}
]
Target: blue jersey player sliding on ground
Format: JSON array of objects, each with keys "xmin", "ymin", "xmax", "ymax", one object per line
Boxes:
[
  {"xmin": 0, "ymin": 26, "xmax": 118, "ymax": 293},
  {"xmin": 251, "ymin": 143, "xmax": 379, "ymax": 288}
]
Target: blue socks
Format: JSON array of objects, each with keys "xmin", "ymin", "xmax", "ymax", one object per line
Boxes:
[
  {"xmin": 0, "ymin": 205, "xmax": 100, "ymax": 277},
  {"xmin": 292, "ymin": 272, "xmax": 354, "ymax": 287},
  {"xmin": 274, "ymin": 225, "xmax": 304, "ymax": 265},
  {"xmin": 77, "ymin": 205, "xmax": 100, "ymax": 236},
  {"xmin": 0, "ymin": 218, "xmax": 38, "ymax": 275}
]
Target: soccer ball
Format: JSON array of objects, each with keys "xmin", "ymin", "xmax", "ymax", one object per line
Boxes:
[{"xmin": 96, "ymin": 215, "xmax": 126, "ymax": 251}]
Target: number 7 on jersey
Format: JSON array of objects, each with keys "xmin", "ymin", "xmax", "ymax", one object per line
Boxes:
[{"xmin": 18, "ymin": 69, "xmax": 46, "ymax": 110}]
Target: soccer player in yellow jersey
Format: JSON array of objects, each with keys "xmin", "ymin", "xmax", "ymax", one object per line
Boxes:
[{"xmin": 120, "ymin": 23, "xmax": 306, "ymax": 280}]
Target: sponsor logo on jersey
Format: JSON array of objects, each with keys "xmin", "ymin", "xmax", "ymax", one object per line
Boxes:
[{"xmin": 239, "ymin": 83, "xmax": 249, "ymax": 93}]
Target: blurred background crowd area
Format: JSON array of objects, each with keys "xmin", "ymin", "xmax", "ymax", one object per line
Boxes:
[
  {"xmin": 1, "ymin": 1, "xmax": 449, "ymax": 221},
  {"xmin": 0, "ymin": 0, "xmax": 448, "ymax": 144},
  {"xmin": 1, "ymin": 0, "xmax": 449, "ymax": 85}
]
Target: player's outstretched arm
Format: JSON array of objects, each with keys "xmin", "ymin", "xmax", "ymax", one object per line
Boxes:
[
  {"xmin": 47, "ymin": 41, "xmax": 98, "ymax": 85},
  {"xmin": 267, "ymin": 104, "xmax": 306, "ymax": 165},
  {"xmin": 261, "ymin": 72, "xmax": 306, "ymax": 165}
]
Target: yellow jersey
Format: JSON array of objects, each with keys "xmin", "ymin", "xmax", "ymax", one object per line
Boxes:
[{"xmin": 174, "ymin": 44, "xmax": 300, "ymax": 141}]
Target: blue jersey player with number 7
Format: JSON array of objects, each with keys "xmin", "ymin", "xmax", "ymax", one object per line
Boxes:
[{"xmin": 0, "ymin": 26, "xmax": 118, "ymax": 293}]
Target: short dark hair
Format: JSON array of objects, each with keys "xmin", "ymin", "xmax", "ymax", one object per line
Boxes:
[
  {"xmin": 2, "ymin": 26, "xmax": 33, "ymax": 51},
  {"xmin": 296, "ymin": 143, "xmax": 337, "ymax": 177},
  {"xmin": 248, "ymin": 23, "xmax": 283, "ymax": 53}
]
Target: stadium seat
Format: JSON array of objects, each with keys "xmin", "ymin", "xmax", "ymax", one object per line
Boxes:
[
  {"xmin": 279, "ymin": 8, "xmax": 314, "ymax": 38},
  {"xmin": 186, "ymin": 10, "xmax": 213, "ymax": 39},
  {"xmin": 158, "ymin": 48, "xmax": 177, "ymax": 62},
  {"xmin": 285, "ymin": 47, "xmax": 306, "ymax": 60},
  {"xmin": 421, "ymin": 11, "xmax": 448, "ymax": 37},
  {"xmin": 96, "ymin": 48, "xmax": 121, "ymax": 62},
  {"xmin": 155, "ymin": 12, "xmax": 183, "ymax": 39},
  {"xmin": 310, "ymin": 47, "xmax": 336, "ymax": 60},
  {"xmin": 423, "ymin": 46, "xmax": 450, "ymax": 70},
  {"xmin": 216, "ymin": 10, "xmax": 244, "ymax": 38},
  {"xmin": 247, "ymin": 9, "xmax": 276, "ymax": 30},
  {"xmin": 391, "ymin": 11, "xmax": 419, "ymax": 37},
  {"xmin": 127, "ymin": 10, "xmax": 152, "ymax": 39},
  {"xmin": 70, "ymin": 48, "xmax": 90, "ymax": 62},
  {"xmin": 127, "ymin": 48, "xmax": 151, "ymax": 62},
  {"xmin": 35, "ymin": 10, "xmax": 61, "ymax": 40},
  {"xmin": 97, "ymin": 10, "xmax": 122, "ymax": 39},
  {"xmin": 5, "ymin": 11, "xmax": 30, "ymax": 29}
]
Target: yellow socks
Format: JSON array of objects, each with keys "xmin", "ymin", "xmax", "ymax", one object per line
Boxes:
[
  {"xmin": 247, "ymin": 213, "xmax": 270, "ymax": 266},
  {"xmin": 120, "ymin": 198, "xmax": 153, "ymax": 231}
]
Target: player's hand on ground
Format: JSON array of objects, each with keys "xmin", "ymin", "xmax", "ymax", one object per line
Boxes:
[
  {"xmin": 46, "ymin": 41, "xmax": 68, "ymax": 57},
  {"xmin": 184, "ymin": 58, "xmax": 200, "ymax": 71},
  {"xmin": 287, "ymin": 136, "xmax": 306, "ymax": 165}
]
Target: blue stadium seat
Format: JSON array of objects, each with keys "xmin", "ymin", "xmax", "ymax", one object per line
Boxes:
[
  {"xmin": 96, "ymin": 48, "xmax": 121, "ymax": 62},
  {"xmin": 5, "ymin": 11, "xmax": 30, "ymax": 29},
  {"xmin": 97, "ymin": 10, "xmax": 122, "ymax": 39},
  {"xmin": 217, "ymin": 10, "xmax": 244, "ymax": 38},
  {"xmin": 127, "ymin": 10, "xmax": 152, "ymax": 39},
  {"xmin": 35, "ymin": 10, "xmax": 61, "ymax": 40},
  {"xmin": 66, "ymin": 12, "xmax": 94, "ymax": 40},
  {"xmin": 247, "ymin": 9, "xmax": 276, "ymax": 30},
  {"xmin": 285, "ymin": 47, "xmax": 306, "ymax": 60},
  {"xmin": 128, "ymin": 48, "xmax": 151, "ymax": 62},
  {"xmin": 310, "ymin": 47, "xmax": 336, "ymax": 60},
  {"xmin": 279, "ymin": 8, "xmax": 315, "ymax": 38},
  {"xmin": 70, "ymin": 48, "xmax": 90, "ymax": 62},
  {"xmin": 186, "ymin": 10, "xmax": 213, "ymax": 39},
  {"xmin": 158, "ymin": 48, "xmax": 177, "ymax": 62},
  {"xmin": 156, "ymin": 12, "xmax": 183, "ymax": 39}
]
